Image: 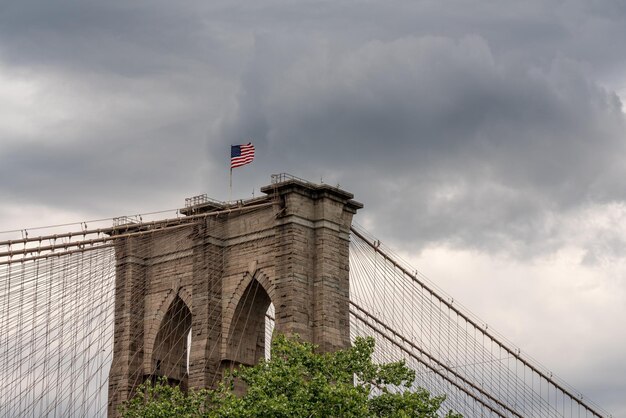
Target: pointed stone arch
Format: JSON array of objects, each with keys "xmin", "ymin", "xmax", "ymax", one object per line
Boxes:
[
  {"xmin": 222, "ymin": 270, "xmax": 274, "ymax": 366},
  {"xmin": 144, "ymin": 286, "xmax": 192, "ymax": 373},
  {"xmin": 224, "ymin": 269, "xmax": 274, "ymax": 323},
  {"xmin": 149, "ymin": 294, "xmax": 192, "ymax": 389}
]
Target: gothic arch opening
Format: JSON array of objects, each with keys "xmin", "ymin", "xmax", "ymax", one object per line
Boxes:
[
  {"xmin": 150, "ymin": 295, "xmax": 192, "ymax": 389},
  {"xmin": 225, "ymin": 279, "xmax": 272, "ymax": 366}
]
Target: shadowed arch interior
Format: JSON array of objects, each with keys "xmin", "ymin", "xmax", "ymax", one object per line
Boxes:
[
  {"xmin": 225, "ymin": 278, "xmax": 272, "ymax": 366},
  {"xmin": 150, "ymin": 295, "xmax": 192, "ymax": 389}
]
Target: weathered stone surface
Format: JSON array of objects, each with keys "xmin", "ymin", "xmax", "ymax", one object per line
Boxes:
[{"xmin": 107, "ymin": 178, "xmax": 362, "ymax": 416}]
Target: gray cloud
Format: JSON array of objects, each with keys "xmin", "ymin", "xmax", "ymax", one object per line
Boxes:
[
  {"xmin": 217, "ymin": 34, "xmax": 626, "ymax": 256},
  {"xmin": 1, "ymin": 0, "xmax": 626, "ymax": 414}
]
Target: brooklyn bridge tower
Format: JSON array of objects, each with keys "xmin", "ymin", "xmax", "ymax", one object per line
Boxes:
[{"xmin": 107, "ymin": 175, "xmax": 362, "ymax": 416}]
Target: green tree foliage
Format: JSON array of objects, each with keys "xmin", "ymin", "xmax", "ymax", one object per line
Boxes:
[{"xmin": 121, "ymin": 335, "xmax": 462, "ymax": 418}]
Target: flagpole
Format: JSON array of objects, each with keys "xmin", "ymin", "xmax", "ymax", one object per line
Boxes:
[{"xmin": 229, "ymin": 167, "xmax": 233, "ymax": 203}]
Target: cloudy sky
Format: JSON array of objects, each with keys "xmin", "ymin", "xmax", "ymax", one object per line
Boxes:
[{"xmin": 1, "ymin": 0, "xmax": 625, "ymax": 415}]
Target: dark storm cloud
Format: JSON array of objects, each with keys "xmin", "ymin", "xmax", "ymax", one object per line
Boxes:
[
  {"xmin": 0, "ymin": 135, "xmax": 191, "ymax": 212},
  {"xmin": 0, "ymin": 1, "xmax": 224, "ymax": 76},
  {"xmin": 1, "ymin": 0, "xmax": 625, "ymax": 253},
  {"xmin": 1, "ymin": 0, "xmax": 626, "ymax": 415},
  {"xmin": 217, "ymin": 34, "xmax": 626, "ymax": 255}
]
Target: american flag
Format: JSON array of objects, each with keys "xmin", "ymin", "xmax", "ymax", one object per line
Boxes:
[{"xmin": 230, "ymin": 142, "xmax": 255, "ymax": 168}]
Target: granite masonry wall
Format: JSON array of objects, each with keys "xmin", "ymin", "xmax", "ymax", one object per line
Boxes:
[{"xmin": 107, "ymin": 179, "xmax": 362, "ymax": 416}]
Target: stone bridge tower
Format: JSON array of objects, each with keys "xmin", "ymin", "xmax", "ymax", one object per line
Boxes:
[{"xmin": 107, "ymin": 176, "xmax": 362, "ymax": 416}]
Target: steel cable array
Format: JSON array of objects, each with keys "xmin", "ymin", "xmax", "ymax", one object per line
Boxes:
[
  {"xmin": 348, "ymin": 223, "xmax": 610, "ymax": 418},
  {"xmin": 0, "ymin": 213, "xmax": 612, "ymax": 417},
  {"xmin": 0, "ymin": 203, "xmax": 275, "ymax": 417}
]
